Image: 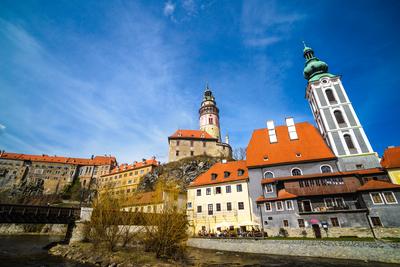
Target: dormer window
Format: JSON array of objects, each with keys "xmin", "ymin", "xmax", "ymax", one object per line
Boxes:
[
  {"xmin": 237, "ymin": 169, "xmax": 245, "ymax": 176},
  {"xmin": 224, "ymin": 171, "xmax": 230, "ymax": 178},
  {"xmin": 263, "ymin": 156, "xmax": 269, "ymax": 161},
  {"xmin": 211, "ymin": 173, "xmax": 218, "ymax": 180}
]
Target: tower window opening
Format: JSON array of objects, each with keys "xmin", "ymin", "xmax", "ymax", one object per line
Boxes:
[
  {"xmin": 344, "ymin": 134, "xmax": 357, "ymax": 154},
  {"xmin": 209, "ymin": 118, "xmax": 213, "ymax": 124},
  {"xmin": 334, "ymin": 110, "xmax": 347, "ymax": 127},
  {"xmin": 325, "ymin": 89, "xmax": 337, "ymax": 104}
]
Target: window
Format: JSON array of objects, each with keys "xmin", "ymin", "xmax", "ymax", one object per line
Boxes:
[
  {"xmin": 334, "ymin": 110, "xmax": 346, "ymax": 126},
  {"xmin": 196, "ymin": 189, "xmax": 201, "ymax": 196},
  {"xmin": 226, "ymin": 185, "xmax": 231, "ymax": 193},
  {"xmin": 265, "ymin": 184, "xmax": 273, "ymax": 193},
  {"xmin": 197, "ymin": 206, "xmax": 202, "ymax": 213},
  {"xmin": 276, "ymin": 201, "xmax": 284, "ymax": 211},
  {"xmin": 238, "ymin": 202, "xmax": 244, "ymax": 210},
  {"xmin": 330, "ymin": 217, "xmax": 340, "ymax": 227},
  {"xmin": 286, "ymin": 200, "xmax": 293, "ymax": 210},
  {"xmin": 291, "ymin": 168, "xmax": 302, "ymax": 176},
  {"xmin": 176, "ymin": 150, "xmax": 179, "ymax": 156},
  {"xmin": 208, "ymin": 204, "xmax": 213, "ymax": 215},
  {"xmin": 325, "ymin": 89, "xmax": 336, "ymax": 103},
  {"xmin": 383, "ymin": 192, "xmax": 397, "ymax": 204},
  {"xmin": 190, "ymin": 141, "xmax": 194, "ymax": 147},
  {"xmin": 344, "ymin": 134, "xmax": 356, "ymax": 150},
  {"xmin": 236, "ymin": 184, "xmax": 243, "ymax": 192},
  {"xmin": 224, "ymin": 171, "xmax": 230, "ymax": 178},
  {"xmin": 371, "ymin": 217, "xmax": 382, "ymax": 227},
  {"xmin": 227, "ymin": 202, "xmax": 232, "ymax": 211},
  {"xmin": 370, "ymin": 192, "xmax": 384, "ymax": 205},
  {"xmin": 335, "ymin": 198, "xmax": 345, "ymax": 208},
  {"xmin": 209, "ymin": 117, "xmax": 213, "ymax": 124},
  {"xmin": 264, "ymin": 171, "xmax": 274, "ymax": 178},
  {"xmin": 187, "ymin": 202, "xmax": 192, "ymax": 209},
  {"xmin": 176, "ymin": 140, "xmax": 180, "ymax": 146},
  {"xmin": 283, "ymin": 220, "xmax": 289, "ymax": 227},
  {"xmin": 190, "ymin": 151, "xmax": 194, "ymax": 156},
  {"xmin": 265, "ymin": 202, "xmax": 272, "ymax": 212},
  {"xmin": 321, "ymin": 165, "xmax": 332, "ymax": 173},
  {"xmin": 237, "ymin": 169, "xmax": 245, "ymax": 176},
  {"xmin": 211, "ymin": 173, "xmax": 217, "ymax": 180},
  {"xmin": 324, "ymin": 198, "xmax": 334, "ymax": 207},
  {"xmin": 203, "ymin": 141, "xmax": 206, "ymax": 147},
  {"xmin": 206, "ymin": 188, "xmax": 211, "ymax": 195},
  {"xmin": 216, "ymin": 187, "xmax": 221, "ymax": 194},
  {"xmin": 298, "ymin": 219, "xmax": 305, "ymax": 228},
  {"xmin": 216, "ymin": 203, "xmax": 221, "ymax": 211}
]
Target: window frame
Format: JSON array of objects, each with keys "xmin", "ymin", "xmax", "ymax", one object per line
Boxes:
[
  {"xmin": 197, "ymin": 205, "xmax": 202, "ymax": 213},
  {"xmin": 382, "ymin": 191, "xmax": 398, "ymax": 204},
  {"xmin": 285, "ymin": 200, "xmax": 294, "ymax": 210},
  {"xmin": 226, "ymin": 202, "xmax": 232, "ymax": 211},
  {"xmin": 330, "ymin": 217, "xmax": 340, "ymax": 227},
  {"xmin": 225, "ymin": 185, "xmax": 232, "ymax": 193},
  {"xmin": 291, "ymin": 168, "xmax": 302, "ymax": 176},
  {"xmin": 370, "ymin": 216, "xmax": 383, "ymax": 227},
  {"xmin": 196, "ymin": 189, "xmax": 201, "ymax": 196},
  {"xmin": 216, "ymin": 203, "xmax": 221, "ymax": 211},
  {"xmin": 263, "ymin": 171, "xmax": 274, "ymax": 178},
  {"xmin": 215, "ymin": 187, "xmax": 222, "ymax": 194},
  {"xmin": 238, "ymin": 202, "xmax": 244, "ymax": 210},
  {"xmin": 265, "ymin": 202, "xmax": 272, "ymax": 212},
  {"xmin": 276, "ymin": 201, "xmax": 284, "ymax": 211},
  {"xmin": 320, "ymin": 165, "xmax": 333, "ymax": 173},
  {"xmin": 370, "ymin": 192, "xmax": 384, "ymax": 205},
  {"xmin": 298, "ymin": 219, "xmax": 305, "ymax": 228},
  {"xmin": 206, "ymin": 188, "xmax": 212, "ymax": 195},
  {"xmin": 236, "ymin": 184, "xmax": 243, "ymax": 192},
  {"xmin": 265, "ymin": 183, "xmax": 273, "ymax": 193}
]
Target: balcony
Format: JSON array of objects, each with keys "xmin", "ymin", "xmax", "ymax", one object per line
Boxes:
[{"xmin": 298, "ymin": 202, "xmax": 366, "ymax": 214}]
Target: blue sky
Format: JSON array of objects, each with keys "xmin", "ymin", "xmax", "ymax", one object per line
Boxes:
[{"xmin": 1, "ymin": 0, "xmax": 399, "ymax": 163}]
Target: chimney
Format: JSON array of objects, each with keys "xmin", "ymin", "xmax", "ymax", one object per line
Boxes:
[
  {"xmin": 286, "ymin": 117, "xmax": 298, "ymax": 140},
  {"xmin": 266, "ymin": 120, "xmax": 277, "ymax": 143}
]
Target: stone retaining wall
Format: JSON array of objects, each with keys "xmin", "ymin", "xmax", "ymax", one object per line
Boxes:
[{"xmin": 187, "ymin": 238, "xmax": 400, "ymax": 264}]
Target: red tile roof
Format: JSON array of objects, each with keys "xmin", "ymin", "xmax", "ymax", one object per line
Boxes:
[
  {"xmin": 106, "ymin": 158, "xmax": 159, "ymax": 176},
  {"xmin": 0, "ymin": 152, "xmax": 116, "ymax": 166},
  {"xmin": 256, "ymin": 189, "xmax": 298, "ymax": 203},
  {"xmin": 247, "ymin": 122, "xmax": 335, "ymax": 168},
  {"xmin": 189, "ymin": 160, "xmax": 248, "ymax": 187},
  {"xmin": 381, "ymin": 146, "xmax": 400, "ymax": 169},
  {"xmin": 169, "ymin": 129, "xmax": 216, "ymax": 140},
  {"xmin": 357, "ymin": 180, "xmax": 400, "ymax": 192},
  {"xmin": 123, "ymin": 191, "xmax": 163, "ymax": 207},
  {"xmin": 260, "ymin": 168, "xmax": 385, "ymax": 184}
]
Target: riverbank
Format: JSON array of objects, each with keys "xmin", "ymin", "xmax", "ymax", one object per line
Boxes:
[
  {"xmin": 49, "ymin": 240, "xmax": 400, "ymax": 267},
  {"xmin": 0, "ymin": 223, "xmax": 67, "ymax": 235},
  {"xmin": 188, "ymin": 237, "xmax": 400, "ymax": 264}
]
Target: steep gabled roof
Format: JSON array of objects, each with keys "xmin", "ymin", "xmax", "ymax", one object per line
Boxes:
[
  {"xmin": 189, "ymin": 160, "xmax": 248, "ymax": 187},
  {"xmin": 247, "ymin": 122, "xmax": 335, "ymax": 168},
  {"xmin": 357, "ymin": 180, "xmax": 400, "ymax": 192},
  {"xmin": 381, "ymin": 146, "xmax": 400, "ymax": 169},
  {"xmin": 168, "ymin": 129, "xmax": 216, "ymax": 140}
]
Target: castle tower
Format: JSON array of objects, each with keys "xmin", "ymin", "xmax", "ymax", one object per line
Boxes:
[
  {"xmin": 303, "ymin": 44, "xmax": 380, "ymax": 171},
  {"xmin": 199, "ymin": 84, "xmax": 221, "ymax": 141}
]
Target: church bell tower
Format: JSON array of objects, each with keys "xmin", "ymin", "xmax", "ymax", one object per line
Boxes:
[
  {"xmin": 303, "ymin": 44, "xmax": 380, "ymax": 171},
  {"xmin": 199, "ymin": 84, "xmax": 221, "ymax": 141}
]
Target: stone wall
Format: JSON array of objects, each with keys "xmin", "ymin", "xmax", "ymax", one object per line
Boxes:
[{"xmin": 187, "ymin": 238, "xmax": 400, "ymax": 264}]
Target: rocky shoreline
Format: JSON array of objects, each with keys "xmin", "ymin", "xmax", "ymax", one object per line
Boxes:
[
  {"xmin": 0, "ymin": 223, "xmax": 67, "ymax": 235},
  {"xmin": 49, "ymin": 243, "xmax": 178, "ymax": 267}
]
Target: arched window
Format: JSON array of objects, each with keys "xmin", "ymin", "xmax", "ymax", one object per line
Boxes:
[
  {"xmin": 209, "ymin": 117, "xmax": 213, "ymax": 124},
  {"xmin": 291, "ymin": 168, "xmax": 302, "ymax": 176},
  {"xmin": 320, "ymin": 165, "xmax": 332, "ymax": 173},
  {"xmin": 334, "ymin": 110, "xmax": 346, "ymax": 126},
  {"xmin": 325, "ymin": 89, "xmax": 336, "ymax": 103},
  {"xmin": 344, "ymin": 134, "xmax": 357, "ymax": 153},
  {"xmin": 264, "ymin": 171, "xmax": 274, "ymax": 178}
]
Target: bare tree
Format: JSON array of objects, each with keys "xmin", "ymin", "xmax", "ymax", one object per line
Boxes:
[{"xmin": 233, "ymin": 147, "xmax": 247, "ymax": 160}]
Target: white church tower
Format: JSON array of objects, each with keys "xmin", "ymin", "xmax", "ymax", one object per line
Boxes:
[
  {"xmin": 303, "ymin": 44, "xmax": 380, "ymax": 171},
  {"xmin": 199, "ymin": 84, "xmax": 222, "ymax": 141}
]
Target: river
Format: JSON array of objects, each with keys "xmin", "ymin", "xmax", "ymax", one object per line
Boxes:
[{"xmin": 0, "ymin": 235, "xmax": 399, "ymax": 267}]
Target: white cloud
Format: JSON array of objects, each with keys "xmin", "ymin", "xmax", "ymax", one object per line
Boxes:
[
  {"xmin": 0, "ymin": 123, "xmax": 5, "ymax": 131},
  {"xmin": 163, "ymin": 1, "xmax": 176, "ymax": 17},
  {"xmin": 244, "ymin": 36, "xmax": 281, "ymax": 47}
]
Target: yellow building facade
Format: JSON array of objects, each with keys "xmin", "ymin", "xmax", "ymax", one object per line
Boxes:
[
  {"xmin": 98, "ymin": 158, "xmax": 159, "ymax": 198},
  {"xmin": 187, "ymin": 160, "xmax": 255, "ymax": 235},
  {"xmin": 381, "ymin": 146, "xmax": 400, "ymax": 185}
]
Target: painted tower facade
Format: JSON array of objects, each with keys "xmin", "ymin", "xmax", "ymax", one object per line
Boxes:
[
  {"xmin": 303, "ymin": 45, "xmax": 380, "ymax": 171},
  {"xmin": 199, "ymin": 85, "xmax": 222, "ymax": 141}
]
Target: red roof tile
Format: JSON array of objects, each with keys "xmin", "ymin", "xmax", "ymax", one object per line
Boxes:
[
  {"xmin": 381, "ymin": 146, "xmax": 400, "ymax": 169},
  {"xmin": 122, "ymin": 191, "xmax": 163, "ymax": 207},
  {"xmin": 260, "ymin": 168, "xmax": 385, "ymax": 184},
  {"xmin": 169, "ymin": 129, "xmax": 216, "ymax": 140},
  {"xmin": 357, "ymin": 180, "xmax": 400, "ymax": 192},
  {"xmin": 0, "ymin": 152, "xmax": 116, "ymax": 166},
  {"xmin": 247, "ymin": 122, "xmax": 335, "ymax": 168},
  {"xmin": 107, "ymin": 158, "xmax": 159, "ymax": 175},
  {"xmin": 256, "ymin": 189, "xmax": 298, "ymax": 202},
  {"xmin": 189, "ymin": 160, "xmax": 248, "ymax": 187}
]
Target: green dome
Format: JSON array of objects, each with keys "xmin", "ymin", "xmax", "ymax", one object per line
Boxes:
[{"xmin": 302, "ymin": 44, "xmax": 334, "ymax": 81}]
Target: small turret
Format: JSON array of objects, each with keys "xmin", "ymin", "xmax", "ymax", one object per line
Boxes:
[{"xmin": 199, "ymin": 84, "xmax": 221, "ymax": 141}]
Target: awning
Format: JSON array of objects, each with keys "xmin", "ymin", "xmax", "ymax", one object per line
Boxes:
[{"xmin": 310, "ymin": 218, "xmax": 320, "ymax": 224}]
